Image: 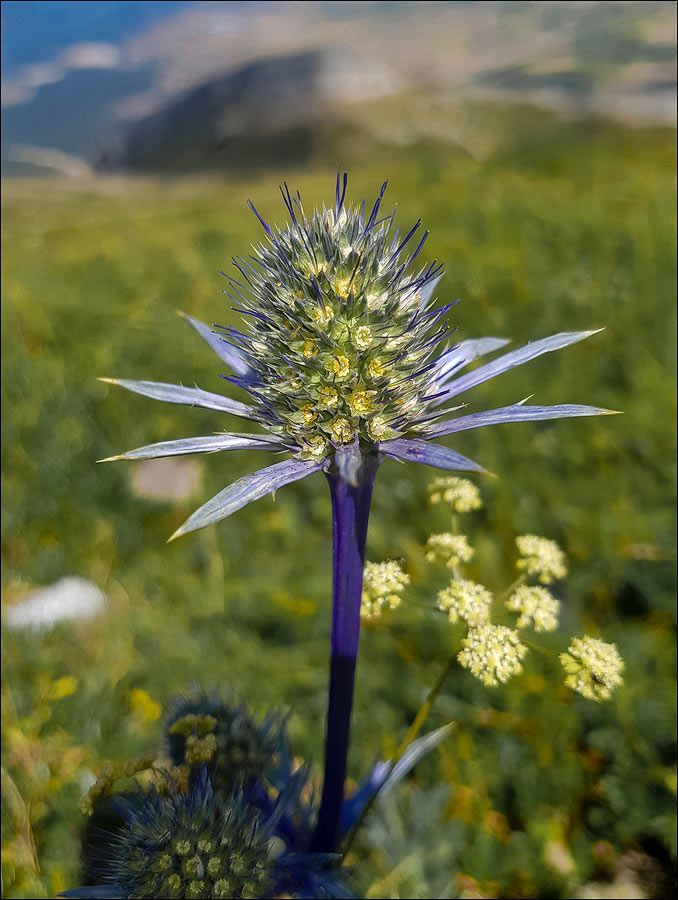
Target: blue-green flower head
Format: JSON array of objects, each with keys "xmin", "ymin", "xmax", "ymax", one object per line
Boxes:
[
  {"xmin": 79, "ymin": 773, "xmax": 274, "ymax": 899},
  {"xmin": 226, "ymin": 177, "xmax": 447, "ymax": 457},
  {"xmin": 165, "ymin": 693, "xmax": 282, "ymax": 795},
  {"xmin": 64, "ymin": 768, "xmax": 355, "ymax": 900},
  {"xmin": 101, "ymin": 174, "xmax": 617, "ymax": 538}
]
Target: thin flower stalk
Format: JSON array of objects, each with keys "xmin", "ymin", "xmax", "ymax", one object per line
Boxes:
[{"xmin": 312, "ymin": 454, "xmax": 380, "ymax": 851}]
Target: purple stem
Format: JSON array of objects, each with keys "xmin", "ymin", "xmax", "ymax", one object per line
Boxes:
[{"xmin": 311, "ymin": 452, "xmax": 381, "ymax": 852}]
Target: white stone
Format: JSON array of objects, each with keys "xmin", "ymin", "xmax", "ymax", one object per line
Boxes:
[{"xmin": 4, "ymin": 577, "xmax": 107, "ymax": 630}]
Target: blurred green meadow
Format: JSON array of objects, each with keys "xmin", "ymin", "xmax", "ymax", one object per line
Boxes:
[{"xmin": 2, "ymin": 106, "xmax": 676, "ymax": 898}]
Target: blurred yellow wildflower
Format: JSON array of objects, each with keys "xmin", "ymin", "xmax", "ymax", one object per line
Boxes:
[
  {"xmin": 129, "ymin": 689, "xmax": 162, "ymax": 726},
  {"xmin": 47, "ymin": 676, "xmax": 78, "ymax": 701}
]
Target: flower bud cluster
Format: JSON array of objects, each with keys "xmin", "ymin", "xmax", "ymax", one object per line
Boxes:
[
  {"xmin": 166, "ymin": 698, "xmax": 280, "ymax": 797},
  {"xmin": 421, "ymin": 481, "xmax": 623, "ymax": 699}
]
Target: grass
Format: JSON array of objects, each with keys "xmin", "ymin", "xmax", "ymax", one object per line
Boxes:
[{"xmin": 1, "ymin": 106, "xmax": 676, "ymax": 898}]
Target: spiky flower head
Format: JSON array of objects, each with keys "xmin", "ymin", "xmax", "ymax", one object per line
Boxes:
[
  {"xmin": 71, "ymin": 761, "xmax": 353, "ymax": 900},
  {"xmin": 516, "ymin": 534, "xmax": 568, "ymax": 584},
  {"xmin": 85, "ymin": 773, "xmax": 274, "ymax": 900},
  {"xmin": 230, "ymin": 179, "xmax": 452, "ymax": 459},
  {"xmin": 426, "ymin": 532, "xmax": 474, "ymax": 568},
  {"xmin": 166, "ymin": 694, "xmax": 281, "ymax": 797},
  {"xmin": 102, "ymin": 175, "xmax": 613, "ymax": 540},
  {"xmin": 427, "ymin": 477, "xmax": 482, "ymax": 512},
  {"xmin": 458, "ymin": 624, "xmax": 527, "ymax": 686},
  {"xmin": 437, "ymin": 578, "xmax": 493, "ymax": 625},
  {"xmin": 361, "ymin": 559, "xmax": 410, "ymax": 620},
  {"xmin": 560, "ymin": 635, "xmax": 624, "ymax": 701},
  {"xmin": 506, "ymin": 584, "xmax": 560, "ymax": 632}
]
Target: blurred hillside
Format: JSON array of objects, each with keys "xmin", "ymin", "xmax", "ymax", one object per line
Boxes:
[{"xmin": 2, "ymin": 0, "xmax": 676, "ymax": 175}]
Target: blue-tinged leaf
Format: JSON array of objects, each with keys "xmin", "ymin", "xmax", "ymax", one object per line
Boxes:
[
  {"xmin": 342, "ymin": 725, "xmax": 453, "ymax": 833},
  {"xmin": 179, "ymin": 311, "xmax": 254, "ymax": 376},
  {"xmin": 100, "ymin": 433, "xmax": 286, "ymax": 462},
  {"xmin": 434, "ymin": 337, "xmax": 511, "ymax": 382},
  {"xmin": 169, "ymin": 458, "xmax": 322, "ymax": 540},
  {"xmin": 379, "ymin": 438, "xmax": 487, "ymax": 473},
  {"xmin": 433, "ymin": 329, "xmax": 603, "ymax": 405},
  {"xmin": 100, "ymin": 378, "xmax": 256, "ymax": 419},
  {"xmin": 379, "ymin": 724, "xmax": 454, "ymax": 794},
  {"xmin": 428, "ymin": 401, "xmax": 619, "ymax": 439},
  {"xmin": 265, "ymin": 764, "xmax": 312, "ymax": 834}
]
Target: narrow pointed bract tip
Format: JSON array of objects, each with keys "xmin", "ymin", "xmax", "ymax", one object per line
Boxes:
[
  {"xmin": 96, "ymin": 455, "xmax": 123, "ymax": 463},
  {"xmin": 480, "ymin": 468, "xmax": 498, "ymax": 480},
  {"xmin": 167, "ymin": 529, "xmax": 183, "ymax": 544},
  {"xmin": 97, "ymin": 377, "xmax": 117, "ymax": 384}
]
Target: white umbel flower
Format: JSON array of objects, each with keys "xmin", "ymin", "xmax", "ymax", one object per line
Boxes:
[
  {"xmin": 425, "ymin": 533, "xmax": 474, "ymax": 568},
  {"xmin": 437, "ymin": 579, "xmax": 493, "ymax": 625},
  {"xmin": 458, "ymin": 624, "xmax": 527, "ymax": 686},
  {"xmin": 506, "ymin": 584, "xmax": 560, "ymax": 632},
  {"xmin": 361, "ymin": 560, "xmax": 410, "ymax": 621},
  {"xmin": 516, "ymin": 535, "xmax": 567, "ymax": 583},
  {"xmin": 560, "ymin": 636, "xmax": 624, "ymax": 701},
  {"xmin": 427, "ymin": 477, "xmax": 482, "ymax": 513}
]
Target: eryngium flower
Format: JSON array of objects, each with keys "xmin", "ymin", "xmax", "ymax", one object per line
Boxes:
[
  {"xmin": 166, "ymin": 694, "xmax": 282, "ymax": 797},
  {"xmin": 64, "ymin": 769, "xmax": 351, "ymax": 900},
  {"xmin": 101, "ymin": 175, "xmax": 616, "ymax": 539},
  {"xmin": 63, "ymin": 692, "xmax": 447, "ymax": 900}
]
